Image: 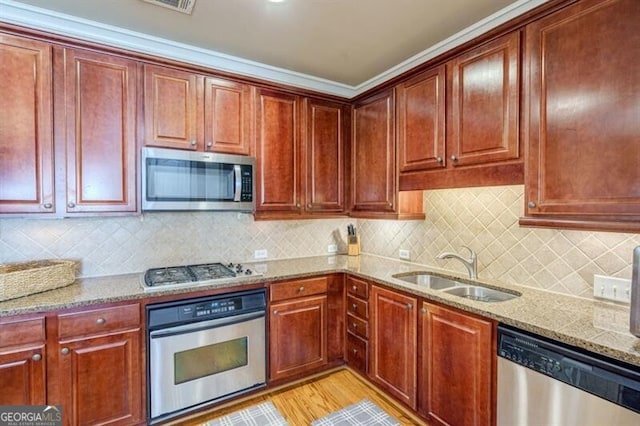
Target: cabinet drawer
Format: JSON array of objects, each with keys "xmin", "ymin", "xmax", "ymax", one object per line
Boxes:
[
  {"xmin": 270, "ymin": 277, "xmax": 328, "ymax": 302},
  {"xmin": 58, "ymin": 304, "xmax": 140, "ymax": 339},
  {"xmin": 347, "ymin": 276, "xmax": 369, "ymax": 299},
  {"xmin": 346, "ymin": 332, "xmax": 368, "ymax": 373},
  {"xmin": 0, "ymin": 317, "xmax": 45, "ymax": 348},
  {"xmin": 347, "ymin": 313, "xmax": 368, "ymax": 339},
  {"xmin": 347, "ymin": 295, "xmax": 368, "ymax": 319}
]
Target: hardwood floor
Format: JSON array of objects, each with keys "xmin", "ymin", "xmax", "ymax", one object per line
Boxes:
[{"xmin": 174, "ymin": 367, "xmax": 427, "ymax": 425}]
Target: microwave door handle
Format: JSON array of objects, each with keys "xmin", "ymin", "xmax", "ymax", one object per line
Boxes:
[{"xmin": 234, "ymin": 165, "xmax": 242, "ymax": 202}]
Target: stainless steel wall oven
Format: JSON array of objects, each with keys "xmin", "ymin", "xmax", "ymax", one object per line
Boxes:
[{"xmin": 146, "ymin": 289, "xmax": 266, "ymax": 424}]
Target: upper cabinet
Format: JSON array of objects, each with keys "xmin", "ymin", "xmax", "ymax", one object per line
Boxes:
[
  {"xmin": 143, "ymin": 64, "xmax": 251, "ymax": 155},
  {"xmin": 57, "ymin": 48, "xmax": 138, "ymax": 214},
  {"xmin": 254, "ymin": 89, "xmax": 348, "ymax": 219},
  {"xmin": 398, "ymin": 32, "xmax": 523, "ymax": 191},
  {"xmin": 0, "ymin": 34, "xmax": 54, "ymax": 214},
  {"xmin": 352, "ymin": 90, "xmax": 424, "ymax": 219},
  {"xmin": 520, "ymin": 0, "xmax": 640, "ymax": 232}
]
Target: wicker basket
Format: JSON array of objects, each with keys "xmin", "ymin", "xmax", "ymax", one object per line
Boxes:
[{"xmin": 0, "ymin": 260, "xmax": 78, "ymax": 301}]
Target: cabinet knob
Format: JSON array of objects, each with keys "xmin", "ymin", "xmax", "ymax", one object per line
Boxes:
[
  {"xmin": 307, "ymin": 203, "xmax": 312, "ymax": 209},
  {"xmin": 352, "ymin": 286, "xmax": 357, "ymax": 291},
  {"xmin": 450, "ymin": 155, "xmax": 458, "ymax": 162},
  {"xmin": 67, "ymin": 202, "xmax": 76, "ymax": 208},
  {"xmin": 421, "ymin": 308, "xmax": 428, "ymax": 314},
  {"xmin": 407, "ymin": 303, "xmax": 413, "ymax": 310},
  {"xmin": 436, "ymin": 157, "xmax": 443, "ymax": 164},
  {"xmin": 273, "ymin": 310, "xmax": 279, "ymax": 315},
  {"xmin": 60, "ymin": 347, "xmax": 69, "ymax": 355},
  {"xmin": 352, "ymin": 303, "xmax": 357, "ymax": 310},
  {"xmin": 298, "ymin": 286, "xmax": 305, "ymax": 293},
  {"xmin": 296, "ymin": 203, "xmax": 301, "ymax": 209},
  {"xmin": 528, "ymin": 201, "xmax": 537, "ymax": 209},
  {"xmin": 352, "ymin": 348, "xmax": 358, "ymax": 354},
  {"xmin": 387, "ymin": 201, "xmax": 392, "ymax": 207},
  {"xmin": 190, "ymin": 140, "xmax": 197, "ymax": 146},
  {"xmin": 96, "ymin": 317, "xmax": 106, "ymax": 325},
  {"xmin": 206, "ymin": 141, "xmax": 213, "ymax": 147},
  {"xmin": 352, "ymin": 323, "xmax": 358, "ymax": 329},
  {"xmin": 43, "ymin": 203, "xmax": 53, "ymax": 209},
  {"xmin": 32, "ymin": 353, "xmax": 42, "ymax": 362}
]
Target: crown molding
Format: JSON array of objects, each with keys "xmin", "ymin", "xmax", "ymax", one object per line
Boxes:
[{"xmin": 0, "ymin": 0, "xmax": 547, "ymax": 99}]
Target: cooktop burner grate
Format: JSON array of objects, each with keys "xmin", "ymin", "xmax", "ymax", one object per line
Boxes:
[{"xmin": 143, "ymin": 262, "xmax": 258, "ymax": 290}]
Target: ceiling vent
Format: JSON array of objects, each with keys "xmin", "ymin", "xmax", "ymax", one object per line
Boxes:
[{"xmin": 142, "ymin": 0, "xmax": 196, "ymax": 15}]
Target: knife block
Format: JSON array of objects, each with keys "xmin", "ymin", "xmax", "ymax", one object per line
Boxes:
[{"xmin": 348, "ymin": 236, "xmax": 360, "ymax": 256}]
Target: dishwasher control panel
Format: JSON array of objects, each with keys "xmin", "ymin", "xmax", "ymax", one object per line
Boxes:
[{"xmin": 498, "ymin": 331, "xmax": 562, "ymax": 376}]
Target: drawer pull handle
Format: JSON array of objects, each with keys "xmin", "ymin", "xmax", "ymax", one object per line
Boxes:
[
  {"xmin": 32, "ymin": 353, "xmax": 42, "ymax": 362},
  {"xmin": 298, "ymin": 286, "xmax": 305, "ymax": 293},
  {"xmin": 96, "ymin": 318, "xmax": 106, "ymax": 325},
  {"xmin": 43, "ymin": 203, "xmax": 53, "ymax": 209},
  {"xmin": 61, "ymin": 347, "xmax": 69, "ymax": 355},
  {"xmin": 67, "ymin": 202, "xmax": 76, "ymax": 208}
]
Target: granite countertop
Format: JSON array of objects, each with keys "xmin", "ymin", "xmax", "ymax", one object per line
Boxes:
[{"xmin": 1, "ymin": 254, "xmax": 639, "ymax": 367}]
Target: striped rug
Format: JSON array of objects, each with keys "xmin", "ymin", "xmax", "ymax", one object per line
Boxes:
[
  {"xmin": 203, "ymin": 401, "xmax": 289, "ymax": 426},
  {"xmin": 311, "ymin": 399, "xmax": 401, "ymax": 426}
]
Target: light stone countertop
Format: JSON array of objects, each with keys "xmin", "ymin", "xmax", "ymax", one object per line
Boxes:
[{"xmin": 1, "ymin": 254, "xmax": 639, "ymax": 367}]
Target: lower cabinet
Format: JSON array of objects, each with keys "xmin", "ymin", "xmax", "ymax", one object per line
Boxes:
[
  {"xmin": 269, "ymin": 277, "xmax": 328, "ymax": 381},
  {"xmin": 420, "ymin": 302, "xmax": 494, "ymax": 426},
  {"xmin": 0, "ymin": 304, "xmax": 144, "ymax": 426},
  {"xmin": 369, "ymin": 286, "xmax": 418, "ymax": 409},
  {"xmin": 0, "ymin": 316, "xmax": 46, "ymax": 405}
]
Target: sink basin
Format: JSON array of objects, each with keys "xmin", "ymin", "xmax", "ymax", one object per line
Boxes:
[
  {"xmin": 443, "ymin": 285, "xmax": 519, "ymax": 302},
  {"xmin": 393, "ymin": 273, "xmax": 463, "ymax": 290}
]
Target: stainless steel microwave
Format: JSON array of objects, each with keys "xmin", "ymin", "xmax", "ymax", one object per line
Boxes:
[{"xmin": 141, "ymin": 147, "xmax": 255, "ymax": 212}]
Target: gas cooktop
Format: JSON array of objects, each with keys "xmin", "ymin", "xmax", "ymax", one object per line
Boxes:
[{"xmin": 142, "ymin": 262, "xmax": 261, "ymax": 291}]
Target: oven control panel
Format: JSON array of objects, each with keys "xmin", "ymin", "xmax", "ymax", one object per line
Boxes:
[{"xmin": 147, "ymin": 289, "xmax": 266, "ymax": 329}]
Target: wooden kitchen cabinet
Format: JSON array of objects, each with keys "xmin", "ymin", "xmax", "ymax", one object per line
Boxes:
[
  {"xmin": 58, "ymin": 47, "xmax": 138, "ymax": 214},
  {"xmin": 420, "ymin": 302, "xmax": 494, "ymax": 426},
  {"xmin": 51, "ymin": 303, "xmax": 143, "ymax": 426},
  {"xmin": 0, "ymin": 316, "xmax": 46, "ymax": 405},
  {"xmin": 345, "ymin": 276, "xmax": 369, "ymax": 374},
  {"xmin": 269, "ymin": 277, "xmax": 328, "ymax": 381},
  {"xmin": 369, "ymin": 285, "xmax": 418, "ymax": 409},
  {"xmin": 303, "ymin": 98, "xmax": 348, "ymax": 214},
  {"xmin": 399, "ymin": 32, "xmax": 523, "ymax": 191},
  {"xmin": 0, "ymin": 34, "xmax": 54, "ymax": 214},
  {"xmin": 520, "ymin": 0, "xmax": 640, "ymax": 232},
  {"xmin": 144, "ymin": 64, "xmax": 251, "ymax": 154},
  {"xmin": 351, "ymin": 90, "xmax": 424, "ymax": 219}
]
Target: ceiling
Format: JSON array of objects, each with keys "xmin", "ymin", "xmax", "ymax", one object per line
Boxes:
[{"xmin": 2, "ymin": 0, "xmax": 542, "ymax": 96}]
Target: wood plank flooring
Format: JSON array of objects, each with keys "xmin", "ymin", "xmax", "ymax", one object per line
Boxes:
[{"xmin": 175, "ymin": 367, "xmax": 427, "ymax": 425}]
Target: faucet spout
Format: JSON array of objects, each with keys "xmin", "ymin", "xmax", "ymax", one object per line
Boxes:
[{"xmin": 436, "ymin": 246, "xmax": 478, "ymax": 279}]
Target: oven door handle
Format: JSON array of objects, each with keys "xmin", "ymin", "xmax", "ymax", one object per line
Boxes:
[{"xmin": 149, "ymin": 310, "xmax": 265, "ymax": 339}]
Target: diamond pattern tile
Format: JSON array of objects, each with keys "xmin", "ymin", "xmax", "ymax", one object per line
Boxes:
[{"xmin": 358, "ymin": 185, "xmax": 640, "ymax": 300}]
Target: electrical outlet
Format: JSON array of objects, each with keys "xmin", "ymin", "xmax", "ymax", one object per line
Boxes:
[
  {"xmin": 399, "ymin": 249, "xmax": 411, "ymax": 261},
  {"xmin": 327, "ymin": 244, "xmax": 338, "ymax": 254},
  {"xmin": 254, "ymin": 249, "xmax": 268, "ymax": 259},
  {"xmin": 594, "ymin": 275, "xmax": 631, "ymax": 304}
]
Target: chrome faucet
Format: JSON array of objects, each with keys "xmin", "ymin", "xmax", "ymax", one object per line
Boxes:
[{"xmin": 436, "ymin": 246, "xmax": 478, "ymax": 280}]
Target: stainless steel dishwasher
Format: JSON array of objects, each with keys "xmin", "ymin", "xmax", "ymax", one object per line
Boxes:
[{"xmin": 497, "ymin": 324, "xmax": 640, "ymax": 425}]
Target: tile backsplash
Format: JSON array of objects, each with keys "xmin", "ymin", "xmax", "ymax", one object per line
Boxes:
[
  {"xmin": 359, "ymin": 185, "xmax": 640, "ymax": 300},
  {"xmin": 0, "ymin": 213, "xmax": 351, "ymax": 277},
  {"xmin": 1, "ymin": 184, "xmax": 638, "ymax": 300}
]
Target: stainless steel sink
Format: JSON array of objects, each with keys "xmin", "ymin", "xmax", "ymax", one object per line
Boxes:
[
  {"xmin": 392, "ymin": 273, "xmax": 463, "ymax": 290},
  {"xmin": 443, "ymin": 285, "xmax": 519, "ymax": 302}
]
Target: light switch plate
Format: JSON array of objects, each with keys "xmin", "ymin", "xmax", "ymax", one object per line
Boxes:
[
  {"xmin": 594, "ymin": 275, "xmax": 631, "ymax": 304},
  {"xmin": 327, "ymin": 244, "xmax": 338, "ymax": 254},
  {"xmin": 254, "ymin": 249, "xmax": 268, "ymax": 259},
  {"xmin": 399, "ymin": 249, "xmax": 411, "ymax": 261}
]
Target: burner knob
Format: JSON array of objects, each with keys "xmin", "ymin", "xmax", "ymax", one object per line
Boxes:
[
  {"xmin": 236, "ymin": 264, "xmax": 243, "ymax": 272},
  {"xmin": 245, "ymin": 269, "xmax": 252, "ymax": 275},
  {"xmin": 227, "ymin": 262, "xmax": 234, "ymax": 268}
]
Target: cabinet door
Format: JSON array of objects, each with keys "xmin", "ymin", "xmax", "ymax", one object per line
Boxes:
[
  {"xmin": 144, "ymin": 64, "xmax": 200, "ymax": 150},
  {"xmin": 448, "ymin": 32, "xmax": 520, "ymax": 167},
  {"xmin": 397, "ymin": 65, "xmax": 446, "ymax": 172},
  {"xmin": 303, "ymin": 98, "xmax": 346, "ymax": 214},
  {"xmin": 269, "ymin": 295, "xmax": 327, "ymax": 381},
  {"xmin": 60, "ymin": 48, "xmax": 138, "ymax": 213},
  {"xmin": 523, "ymin": 0, "xmax": 640, "ymax": 225},
  {"xmin": 204, "ymin": 77, "xmax": 251, "ymax": 155},
  {"xmin": 0, "ymin": 34, "xmax": 54, "ymax": 214},
  {"xmin": 0, "ymin": 346, "xmax": 46, "ymax": 405},
  {"xmin": 421, "ymin": 302, "xmax": 493, "ymax": 426},
  {"xmin": 370, "ymin": 286, "xmax": 417, "ymax": 409},
  {"xmin": 255, "ymin": 89, "xmax": 301, "ymax": 214},
  {"xmin": 351, "ymin": 90, "xmax": 396, "ymax": 213},
  {"xmin": 56, "ymin": 330, "xmax": 143, "ymax": 426}
]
